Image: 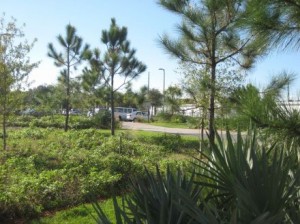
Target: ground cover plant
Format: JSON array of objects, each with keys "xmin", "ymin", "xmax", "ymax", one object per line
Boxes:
[
  {"xmin": 0, "ymin": 127, "xmax": 194, "ymax": 222},
  {"xmin": 7, "ymin": 113, "xmax": 113, "ymax": 130},
  {"xmin": 30, "ymin": 198, "xmax": 120, "ymax": 224}
]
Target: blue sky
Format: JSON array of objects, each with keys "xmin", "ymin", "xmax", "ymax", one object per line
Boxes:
[{"xmin": 2, "ymin": 0, "xmax": 300, "ymax": 99}]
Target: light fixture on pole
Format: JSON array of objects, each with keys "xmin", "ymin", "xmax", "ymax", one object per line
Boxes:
[{"xmin": 158, "ymin": 68, "xmax": 165, "ymax": 112}]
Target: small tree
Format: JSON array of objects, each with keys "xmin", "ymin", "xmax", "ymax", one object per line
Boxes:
[
  {"xmin": 25, "ymin": 85, "xmax": 61, "ymax": 115},
  {"xmin": 136, "ymin": 85, "xmax": 148, "ymax": 110},
  {"xmin": 123, "ymin": 83, "xmax": 138, "ymax": 108},
  {"xmin": 158, "ymin": 0, "xmax": 260, "ymax": 144},
  {"xmin": 89, "ymin": 18, "xmax": 146, "ymax": 135},
  {"xmin": 80, "ymin": 48, "xmax": 109, "ymax": 111},
  {"xmin": 48, "ymin": 24, "xmax": 89, "ymax": 131},
  {"xmin": 0, "ymin": 15, "xmax": 38, "ymax": 150},
  {"xmin": 165, "ymin": 85, "xmax": 182, "ymax": 115},
  {"xmin": 148, "ymin": 88, "xmax": 163, "ymax": 115}
]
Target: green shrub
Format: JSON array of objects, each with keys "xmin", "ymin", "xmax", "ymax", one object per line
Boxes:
[
  {"xmin": 170, "ymin": 114, "xmax": 187, "ymax": 123},
  {"xmin": 92, "ymin": 110, "xmax": 111, "ymax": 129},
  {"xmin": 215, "ymin": 115, "xmax": 250, "ymax": 131},
  {"xmin": 1, "ymin": 128, "xmax": 188, "ymax": 220},
  {"xmin": 154, "ymin": 111, "xmax": 173, "ymax": 121},
  {"xmin": 151, "ymin": 133, "xmax": 182, "ymax": 152},
  {"xmin": 8, "ymin": 114, "xmax": 115, "ymax": 130}
]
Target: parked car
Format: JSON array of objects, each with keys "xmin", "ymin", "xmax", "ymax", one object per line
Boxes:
[
  {"xmin": 20, "ymin": 108, "xmax": 39, "ymax": 116},
  {"xmin": 62, "ymin": 109, "xmax": 81, "ymax": 115},
  {"xmin": 126, "ymin": 111, "xmax": 149, "ymax": 122},
  {"xmin": 112, "ymin": 107, "xmax": 137, "ymax": 121},
  {"xmin": 87, "ymin": 107, "xmax": 110, "ymax": 117}
]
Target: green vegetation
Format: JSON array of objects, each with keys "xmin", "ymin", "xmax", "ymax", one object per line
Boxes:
[
  {"xmin": 7, "ymin": 114, "xmax": 113, "ymax": 130},
  {"xmin": 31, "ymin": 199, "xmax": 119, "ymax": 224},
  {"xmin": 0, "ymin": 15, "xmax": 39, "ymax": 150},
  {"xmin": 84, "ymin": 18, "xmax": 146, "ymax": 135},
  {"xmin": 158, "ymin": 0, "xmax": 261, "ymax": 144},
  {"xmin": 92, "ymin": 128, "xmax": 300, "ymax": 223},
  {"xmin": 1, "ymin": 0, "xmax": 300, "ymax": 223},
  {"xmin": 0, "ymin": 127, "xmax": 196, "ymax": 222},
  {"xmin": 150, "ymin": 121, "xmax": 189, "ymax": 129}
]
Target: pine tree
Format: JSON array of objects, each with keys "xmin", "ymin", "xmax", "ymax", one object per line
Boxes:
[
  {"xmin": 48, "ymin": 24, "xmax": 89, "ymax": 131},
  {"xmin": 158, "ymin": 0, "xmax": 260, "ymax": 144},
  {"xmin": 88, "ymin": 18, "xmax": 146, "ymax": 135}
]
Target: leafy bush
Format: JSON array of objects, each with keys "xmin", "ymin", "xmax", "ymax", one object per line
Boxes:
[
  {"xmin": 186, "ymin": 116, "xmax": 202, "ymax": 129},
  {"xmin": 215, "ymin": 115, "xmax": 250, "ymax": 131},
  {"xmin": 92, "ymin": 110, "xmax": 111, "ymax": 129},
  {"xmin": 150, "ymin": 133, "xmax": 182, "ymax": 152},
  {"xmin": 154, "ymin": 112, "xmax": 173, "ymax": 122},
  {"xmin": 170, "ymin": 114, "xmax": 187, "ymax": 123},
  {"xmin": 0, "ymin": 128, "xmax": 187, "ymax": 220},
  {"xmin": 7, "ymin": 114, "xmax": 116, "ymax": 130}
]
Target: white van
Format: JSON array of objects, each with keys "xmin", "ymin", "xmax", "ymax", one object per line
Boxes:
[
  {"xmin": 113, "ymin": 107, "xmax": 137, "ymax": 121},
  {"xmin": 126, "ymin": 111, "xmax": 149, "ymax": 122}
]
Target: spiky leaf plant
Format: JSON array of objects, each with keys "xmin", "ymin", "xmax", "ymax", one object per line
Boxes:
[
  {"xmin": 92, "ymin": 166, "xmax": 221, "ymax": 224},
  {"xmin": 193, "ymin": 128, "xmax": 300, "ymax": 223},
  {"xmin": 91, "ymin": 127, "xmax": 299, "ymax": 223}
]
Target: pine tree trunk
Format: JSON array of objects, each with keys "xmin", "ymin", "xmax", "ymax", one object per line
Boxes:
[
  {"xmin": 110, "ymin": 71, "xmax": 115, "ymax": 136},
  {"xmin": 65, "ymin": 49, "xmax": 70, "ymax": 132},
  {"xmin": 209, "ymin": 63, "xmax": 216, "ymax": 145},
  {"xmin": 2, "ymin": 73, "xmax": 8, "ymax": 150},
  {"xmin": 2, "ymin": 109, "xmax": 7, "ymax": 151}
]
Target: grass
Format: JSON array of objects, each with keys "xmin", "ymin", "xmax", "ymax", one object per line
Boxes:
[
  {"xmin": 30, "ymin": 198, "xmax": 118, "ymax": 224},
  {"xmin": 149, "ymin": 121, "xmax": 191, "ymax": 129}
]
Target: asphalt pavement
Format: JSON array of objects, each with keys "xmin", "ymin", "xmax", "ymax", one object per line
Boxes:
[
  {"xmin": 121, "ymin": 121, "xmax": 205, "ymax": 136},
  {"xmin": 121, "ymin": 121, "xmax": 240, "ymax": 139}
]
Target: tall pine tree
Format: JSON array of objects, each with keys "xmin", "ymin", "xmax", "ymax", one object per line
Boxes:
[
  {"xmin": 87, "ymin": 18, "xmax": 146, "ymax": 135},
  {"xmin": 48, "ymin": 24, "xmax": 89, "ymax": 131},
  {"xmin": 158, "ymin": 0, "xmax": 260, "ymax": 144}
]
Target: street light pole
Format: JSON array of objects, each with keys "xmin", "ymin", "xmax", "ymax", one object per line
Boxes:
[
  {"xmin": 158, "ymin": 68, "xmax": 165, "ymax": 112},
  {"xmin": 147, "ymin": 71, "xmax": 150, "ymax": 122}
]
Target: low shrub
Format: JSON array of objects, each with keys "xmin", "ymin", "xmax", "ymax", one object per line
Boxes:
[
  {"xmin": 0, "ymin": 128, "xmax": 188, "ymax": 220},
  {"xmin": 154, "ymin": 112, "xmax": 173, "ymax": 122},
  {"xmin": 150, "ymin": 133, "xmax": 183, "ymax": 152},
  {"xmin": 186, "ymin": 116, "xmax": 202, "ymax": 128},
  {"xmin": 7, "ymin": 114, "xmax": 115, "ymax": 130},
  {"xmin": 92, "ymin": 110, "xmax": 111, "ymax": 129},
  {"xmin": 170, "ymin": 114, "xmax": 187, "ymax": 123}
]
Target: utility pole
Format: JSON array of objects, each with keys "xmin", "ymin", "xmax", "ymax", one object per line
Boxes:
[{"xmin": 158, "ymin": 68, "xmax": 165, "ymax": 112}]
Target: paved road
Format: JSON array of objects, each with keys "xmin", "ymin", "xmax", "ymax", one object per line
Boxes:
[
  {"xmin": 121, "ymin": 121, "xmax": 205, "ymax": 136},
  {"xmin": 121, "ymin": 122, "xmax": 239, "ymax": 139}
]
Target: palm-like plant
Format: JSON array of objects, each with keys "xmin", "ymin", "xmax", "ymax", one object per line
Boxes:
[
  {"xmin": 230, "ymin": 73, "xmax": 300, "ymax": 147},
  {"xmin": 193, "ymin": 128, "xmax": 300, "ymax": 223},
  {"xmin": 92, "ymin": 126, "xmax": 299, "ymax": 223},
  {"xmin": 92, "ymin": 166, "xmax": 221, "ymax": 224}
]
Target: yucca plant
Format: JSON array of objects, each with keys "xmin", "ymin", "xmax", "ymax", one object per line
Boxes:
[
  {"xmin": 193, "ymin": 128, "xmax": 300, "ymax": 223},
  {"xmin": 91, "ymin": 127, "xmax": 299, "ymax": 223},
  {"xmin": 92, "ymin": 166, "xmax": 221, "ymax": 224}
]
